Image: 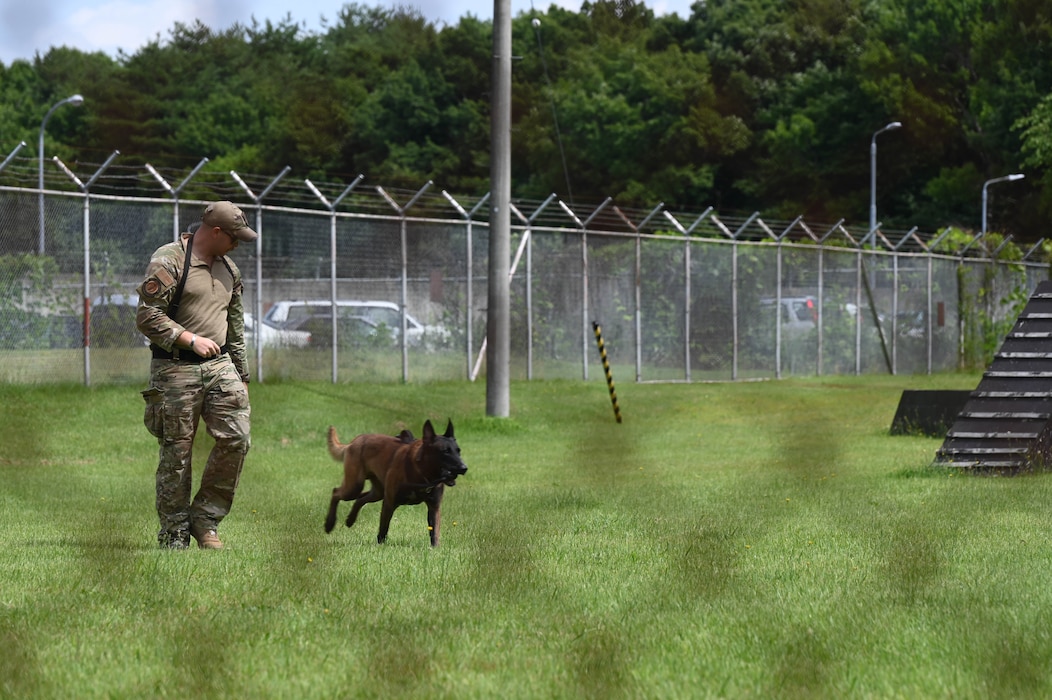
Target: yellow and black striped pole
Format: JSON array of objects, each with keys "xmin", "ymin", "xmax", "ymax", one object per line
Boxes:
[{"xmin": 592, "ymin": 321, "xmax": 622, "ymax": 423}]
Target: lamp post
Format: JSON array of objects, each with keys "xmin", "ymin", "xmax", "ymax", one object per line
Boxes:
[
  {"xmin": 982, "ymin": 173, "xmax": 1025, "ymax": 235},
  {"xmin": 38, "ymin": 94, "xmax": 84, "ymax": 255},
  {"xmin": 870, "ymin": 121, "xmax": 902, "ymax": 233}
]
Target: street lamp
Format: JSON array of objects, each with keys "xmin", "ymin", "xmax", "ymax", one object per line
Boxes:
[
  {"xmin": 870, "ymin": 120, "xmax": 902, "ymax": 233},
  {"xmin": 38, "ymin": 93, "xmax": 84, "ymax": 255},
  {"xmin": 982, "ymin": 173, "xmax": 1025, "ymax": 235}
]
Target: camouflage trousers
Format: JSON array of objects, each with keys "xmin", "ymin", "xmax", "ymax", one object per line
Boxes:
[{"xmin": 144, "ymin": 355, "xmax": 250, "ymax": 548}]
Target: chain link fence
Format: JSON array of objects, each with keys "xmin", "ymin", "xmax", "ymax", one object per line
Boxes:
[{"xmin": 0, "ymin": 185, "xmax": 1045, "ymax": 386}]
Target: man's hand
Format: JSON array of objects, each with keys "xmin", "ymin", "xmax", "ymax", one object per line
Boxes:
[
  {"xmin": 192, "ymin": 335, "xmax": 223, "ymax": 358},
  {"xmin": 179, "ymin": 330, "xmax": 222, "ymax": 358}
]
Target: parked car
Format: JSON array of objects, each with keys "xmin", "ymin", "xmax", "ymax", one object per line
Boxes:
[
  {"xmin": 262, "ymin": 300, "xmax": 449, "ymax": 348},
  {"xmin": 760, "ymin": 296, "xmax": 818, "ymax": 332},
  {"xmin": 245, "ymin": 312, "xmax": 313, "ymax": 348},
  {"xmin": 279, "ymin": 314, "xmax": 391, "ymax": 349}
]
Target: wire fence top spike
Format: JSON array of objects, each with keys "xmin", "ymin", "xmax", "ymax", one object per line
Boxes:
[
  {"xmin": 304, "ymin": 178, "xmax": 330, "ymax": 208},
  {"xmin": 818, "ymin": 219, "xmax": 846, "ymax": 244},
  {"xmin": 1, "ymin": 142, "xmax": 27, "ymax": 172},
  {"xmin": 145, "ymin": 163, "xmax": 173, "ymax": 194},
  {"xmin": 662, "ymin": 209, "xmax": 686, "ymax": 235},
  {"xmin": 613, "ymin": 205, "xmax": 636, "ymax": 232},
  {"xmin": 708, "ymin": 213, "xmax": 733, "ymax": 238},
  {"xmin": 510, "ymin": 202, "xmax": 528, "ymax": 225},
  {"xmin": 442, "ymin": 189, "xmax": 469, "ymax": 218},
  {"xmin": 176, "ymin": 157, "xmax": 210, "ymax": 194},
  {"xmin": 558, "ymin": 198, "xmax": 584, "ymax": 229},
  {"xmin": 894, "ymin": 226, "xmax": 920, "ymax": 251},
  {"xmin": 528, "ymin": 193, "xmax": 558, "ymax": 224},
  {"xmin": 583, "ymin": 197, "xmax": 613, "ymax": 228},
  {"xmin": 52, "ymin": 156, "xmax": 84, "ymax": 189},
  {"xmin": 796, "ymin": 218, "xmax": 819, "ymax": 242},
  {"xmin": 84, "ymin": 151, "xmax": 120, "ymax": 190},
  {"xmin": 1024, "ymin": 239, "xmax": 1045, "ymax": 261},
  {"xmin": 929, "ymin": 226, "xmax": 954, "ymax": 251},
  {"xmin": 636, "ymin": 202, "xmax": 665, "ymax": 231},
  {"xmin": 992, "ymin": 235, "xmax": 1014, "ymax": 257},
  {"xmin": 378, "ymin": 180, "xmax": 433, "ymax": 213},
  {"xmin": 257, "ymin": 165, "xmax": 291, "ymax": 201},
  {"xmin": 51, "ymin": 151, "xmax": 120, "ymax": 194},
  {"xmin": 756, "ymin": 216, "xmax": 778, "ymax": 241},
  {"xmin": 733, "ymin": 211, "xmax": 761, "ymax": 239},
  {"xmin": 687, "ymin": 206, "xmax": 716, "ymax": 236},
  {"xmin": 307, "ymin": 174, "xmax": 365, "ymax": 211}
]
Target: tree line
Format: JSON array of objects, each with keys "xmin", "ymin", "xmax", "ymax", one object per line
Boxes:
[{"xmin": 1, "ymin": 0, "xmax": 1050, "ymax": 238}]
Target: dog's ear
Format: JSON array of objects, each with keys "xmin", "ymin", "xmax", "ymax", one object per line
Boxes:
[
  {"xmin": 444, "ymin": 419, "xmax": 454, "ymax": 438},
  {"xmin": 422, "ymin": 420, "xmax": 436, "ymax": 441}
]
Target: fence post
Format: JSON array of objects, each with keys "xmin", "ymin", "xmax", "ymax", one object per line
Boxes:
[
  {"xmin": 444, "ymin": 191, "xmax": 490, "ymax": 380},
  {"xmin": 377, "ymin": 181, "xmax": 433, "ymax": 383},
  {"xmin": 53, "ymin": 151, "xmax": 119, "ymax": 387},
  {"xmin": 662, "ymin": 207, "xmax": 711, "ymax": 381},
  {"xmin": 232, "ymin": 166, "xmax": 291, "ymax": 384},
  {"xmin": 613, "ymin": 203, "xmax": 663, "ymax": 383},
  {"xmin": 568, "ymin": 198, "xmax": 611, "ymax": 381},
  {"xmin": 306, "ymin": 175, "xmax": 364, "ymax": 383},
  {"xmin": 855, "ymin": 236, "xmax": 863, "ymax": 375},
  {"xmin": 859, "ymin": 224, "xmax": 893, "ymax": 374},
  {"xmin": 890, "ymin": 227, "xmax": 918, "ymax": 374},
  {"xmin": 467, "ymin": 195, "xmax": 553, "ymax": 382},
  {"xmin": 522, "ymin": 195, "xmax": 558, "ymax": 380}
]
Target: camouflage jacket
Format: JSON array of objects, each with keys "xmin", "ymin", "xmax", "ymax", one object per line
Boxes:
[{"xmin": 135, "ymin": 234, "xmax": 249, "ymax": 382}]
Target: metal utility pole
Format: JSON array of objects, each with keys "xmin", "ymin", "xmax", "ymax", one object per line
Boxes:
[
  {"xmin": 982, "ymin": 174, "xmax": 1025, "ymax": 235},
  {"xmin": 487, "ymin": 0, "xmax": 512, "ymax": 417},
  {"xmin": 38, "ymin": 94, "xmax": 84, "ymax": 255},
  {"xmin": 869, "ymin": 121, "xmax": 901, "ymax": 234}
]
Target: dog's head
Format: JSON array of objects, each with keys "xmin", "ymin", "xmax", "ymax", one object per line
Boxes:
[{"xmin": 422, "ymin": 419, "xmax": 468, "ymax": 486}]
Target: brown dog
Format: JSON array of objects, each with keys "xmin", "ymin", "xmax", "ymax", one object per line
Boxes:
[{"xmin": 324, "ymin": 420, "xmax": 467, "ymax": 546}]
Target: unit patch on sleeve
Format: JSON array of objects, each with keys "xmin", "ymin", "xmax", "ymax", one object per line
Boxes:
[{"xmin": 142, "ymin": 278, "xmax": 162, "ymax": 298}]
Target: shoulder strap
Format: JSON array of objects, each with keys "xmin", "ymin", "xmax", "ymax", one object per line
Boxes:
[{"xmin": 167, "ymin": 234, "xmax": 195, "ymax": 321}]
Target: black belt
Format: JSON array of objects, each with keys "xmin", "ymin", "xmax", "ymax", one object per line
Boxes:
[{"xmin": 151, "ymin": 344, "xmax": 227, "ymax": 364}]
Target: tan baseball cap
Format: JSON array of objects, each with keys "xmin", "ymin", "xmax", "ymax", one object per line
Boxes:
[{"xmin": 202, "ymin": 201, "xmax": 258, "ymax": 242}]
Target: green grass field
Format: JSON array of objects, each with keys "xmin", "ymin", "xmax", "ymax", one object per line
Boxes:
[{"xmin": 2, "ymin": 373, "xmax": 1051, "ymax": 698}]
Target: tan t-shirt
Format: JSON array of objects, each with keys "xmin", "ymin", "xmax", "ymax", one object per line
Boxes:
[{"xmin": 174, "ymin": 251, "xmax": 235, "ymax": 346}]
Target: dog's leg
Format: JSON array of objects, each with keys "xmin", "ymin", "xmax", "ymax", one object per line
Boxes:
[
  {"xmin": 346, "ymin": 489, "xmax": 382, "ymax": 529},
  {"xmin": 324, "ymin": 478, "xmax": 365, "ymax": 533},
  {"xmin": 376, "ymin": 495, "xmax": 400, "ymax": 544},
  {"xmin": 324, "ymin": 489, "xmax": 341, "ymax": 533},
  {"xmin": 426, "ymin": 501, "xmax": 441, "ymax": 547}
]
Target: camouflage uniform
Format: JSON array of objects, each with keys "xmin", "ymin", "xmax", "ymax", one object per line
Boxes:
[{"xmin": 137, "ymin": 233, "xmax": 251, "ymax": 549}]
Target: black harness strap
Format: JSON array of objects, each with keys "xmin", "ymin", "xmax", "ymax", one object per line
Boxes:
[
  {"xmin": 167, "ymin": 233, "xmax": 195, "ymax": 322},
  {"xmin": 148, "ymin": 234, "xmax": 196, "ymax": 359}
]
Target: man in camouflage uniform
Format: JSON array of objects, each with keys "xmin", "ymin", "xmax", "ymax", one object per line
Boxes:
[{"xmin": 136, "ymin": 201, "xmax": 255, "ymax": 550}]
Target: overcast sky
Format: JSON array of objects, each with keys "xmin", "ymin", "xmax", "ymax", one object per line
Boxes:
[{"xmin": 0, "ymin": 0, "xmax": 693, "ymax": 66}]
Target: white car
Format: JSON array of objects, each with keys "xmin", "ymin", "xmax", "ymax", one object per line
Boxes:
[
  {"xmin": 262, "ymin": 300, "xmax": 449, "ymax": 348},
  {"xmin": 760, "ymin": 296, "xmax": 818, "ymax": 332},
  {"xmin": 245, "ymin": 312, "xmax": 312, "ymax": 348}
]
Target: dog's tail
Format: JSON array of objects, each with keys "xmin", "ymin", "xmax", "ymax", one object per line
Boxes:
[{"xmin": 327, "ymin": 426, "xmax": 348, "ymax": 462}]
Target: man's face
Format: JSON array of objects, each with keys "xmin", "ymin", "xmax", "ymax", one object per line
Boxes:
[{"xmin": 196, "ymin": 223, "xmax": 239, "ymax": 255}]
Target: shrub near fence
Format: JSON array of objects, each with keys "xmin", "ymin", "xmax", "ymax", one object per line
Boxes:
[{"xmin": 0, "ymin": 186, "xmax": 1046, "ymax": 386}]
